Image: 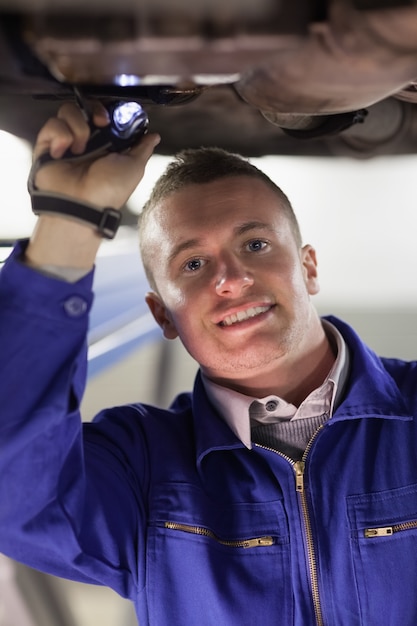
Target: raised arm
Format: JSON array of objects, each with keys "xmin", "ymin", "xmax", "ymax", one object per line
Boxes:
[{"xmin": 0, "ymin": 102, "xmax": 160, "ymax": 598}]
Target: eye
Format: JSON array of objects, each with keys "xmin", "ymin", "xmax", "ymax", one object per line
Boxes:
[
  {"xmin": 184, "ymin": 258, "xmax": 206, "ymax": 272},
  {"xmin": 246, "ymin": 239, "xmax": 268, "ymax": 252}
]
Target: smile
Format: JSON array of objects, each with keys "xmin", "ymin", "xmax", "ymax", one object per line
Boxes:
[{"xmin": 219, "ymin": 305, "xmax": 272, "ymax": 327}]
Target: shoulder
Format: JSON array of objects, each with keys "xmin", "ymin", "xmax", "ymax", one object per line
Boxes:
[
  {"xmin": 83, "ymin": 394, "xmax": 197, "ymax": 485},
  {"xmin": 84, "ymin": 393, "xmax": 195, "ymax": 449}
]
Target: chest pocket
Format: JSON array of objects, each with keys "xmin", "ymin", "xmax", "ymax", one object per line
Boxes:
[
  {"xmin": 347, "ymin": 483, "xmax": 417, "ymax": 626},
  {"xmin": 146, "ymin": 482, "xmax": 291, "ymax": 626}
]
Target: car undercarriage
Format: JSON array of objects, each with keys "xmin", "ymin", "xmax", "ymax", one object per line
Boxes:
[{"xmin": 0, "ymin": 0, "xmax": 417, "ymax": 158}]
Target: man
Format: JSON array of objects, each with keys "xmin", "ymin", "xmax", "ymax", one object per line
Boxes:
[{"xmin": 1, "ymin": 103, "xmax": 417, "ymax": 626}]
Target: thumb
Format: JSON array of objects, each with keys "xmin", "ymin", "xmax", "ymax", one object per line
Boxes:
[{"xmin": 129, "ymin": 132, "xmax": 161, "ymax": 166}]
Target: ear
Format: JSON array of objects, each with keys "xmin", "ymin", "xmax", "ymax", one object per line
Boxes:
[
  {"xmin": 301, "ymin": 245, "xmax": 320, "ymax": 296},
  {"xmin": 145, "ymin": 291, "xmax": 179, "ymax": 340}
]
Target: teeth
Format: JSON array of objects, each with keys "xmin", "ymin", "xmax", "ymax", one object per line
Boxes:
[{"xmin": 221, "ymin": 306, "xmax": 270, "ymax": 327}]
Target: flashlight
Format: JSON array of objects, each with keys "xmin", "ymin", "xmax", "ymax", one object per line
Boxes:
[
  {"xmin": 75, "ymin": 99, "xmax": 149, "ymax": 159},
  {"xmin": 111, "ymin": 101, "xmax": 148, "ymax": 139},
  {"xmin": 40, "ymin": 97, "xmax": 149, "ymax": 165},
  {"xmin": 104, "ymin": 100, "xmax": 149, "ymax": 148}
]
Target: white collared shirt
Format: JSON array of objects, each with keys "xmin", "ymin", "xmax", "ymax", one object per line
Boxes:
[{"xmin": 202, "ymin": 320, "xmax": 349, "ymax": 449}]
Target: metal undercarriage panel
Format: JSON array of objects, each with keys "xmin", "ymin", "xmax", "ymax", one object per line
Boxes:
[{"xmin": 0, "ymin": 1, "xmax": 417, "ymax": 156}]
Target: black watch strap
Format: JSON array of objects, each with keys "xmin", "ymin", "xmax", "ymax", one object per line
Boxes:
[
  {"xmin": 31, "ymin": 192, "xmax": 121, "ymax": 240},
  {"xmin": 28, "ymin": 156, "xmax": 121, "ymax": 240}
]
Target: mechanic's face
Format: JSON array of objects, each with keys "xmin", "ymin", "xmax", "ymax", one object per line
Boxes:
[{"xmin": 145, "ymin": 176, "xmax": 320, "ymax": 388}]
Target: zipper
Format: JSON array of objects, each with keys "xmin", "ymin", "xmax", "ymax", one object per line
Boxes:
[
  {"xmin": 294, "ymin": 427, "xmax": 324, "ymax": 626},
  {"xmin": 364, "ymin": 520, "xmax": 417, "ymax": 538},
  {"xmin": 164, "ymin": 521, "xmax": 275, "ymax": 549},
  {"xmin": 255, "ymin": 424, "xmax": 325, "ymax": 626}
]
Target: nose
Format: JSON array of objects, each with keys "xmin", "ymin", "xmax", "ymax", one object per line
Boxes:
[{"xmin": 214, "ymin": 255, "xmax": 254, "ymax": 296}]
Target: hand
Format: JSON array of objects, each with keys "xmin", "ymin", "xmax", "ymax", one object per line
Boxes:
[
  {"xmin": 25, "ymin": 102, "xmax": 160, "ymax": 270},
  {"xmin": 33, "ymin": 101, "xmax": 160, "ymax": 209}
]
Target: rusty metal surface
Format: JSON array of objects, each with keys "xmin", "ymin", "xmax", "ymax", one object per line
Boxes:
[
  {"xmin": 0, "ymin": 1, "xmax": 417, "ymax": 158},
  {"xmin": 19, "ymin": 2, "xmax": 306, "ymax": 84}
]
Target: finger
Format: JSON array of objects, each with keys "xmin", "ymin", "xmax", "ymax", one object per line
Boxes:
[
  {"xmin": 128, "ymin": 132, "xmax": 161, "ymax": 168},
  {"xmin": 111, "ymin": 132, "xmax": 161, "ymax": 187},
  {"xmin": 33, "ymin": 117, "xmax": 78, "ymax": 161},
  {"xmin": 57, "ymin": 102, "xmax": 90, "ymax": 154},
  {"xmin": 90, "ymin": 101, "xmax": 110, "ymax": 128},
  {"xmin": 91, "ymin": 133, "xmax": 161, "ymax": 207}
]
